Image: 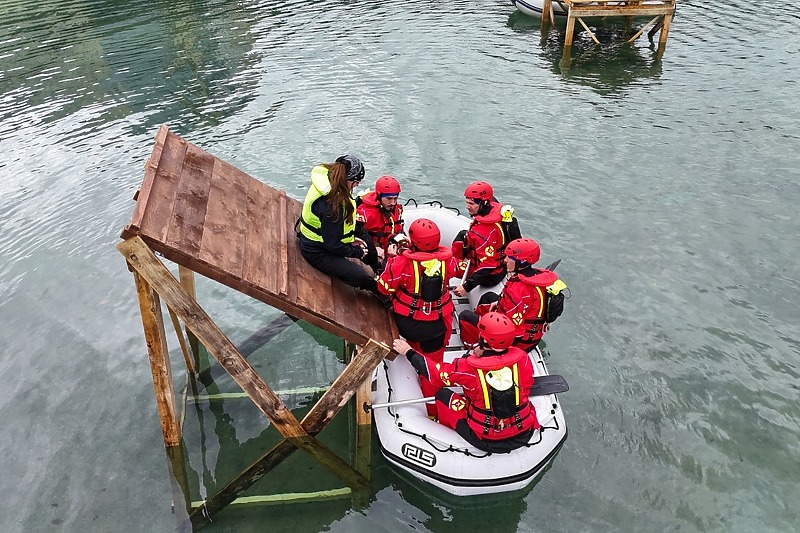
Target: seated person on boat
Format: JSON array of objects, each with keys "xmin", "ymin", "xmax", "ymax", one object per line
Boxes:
[
  {"xmin": 460, "ymin": 238, "xmax": 568, "ymax": 352},
  {"xmin": 393, "ymin": 312, "xmax": 540, "ymax": 453},
  {"xmin": 297, "ymin": 155, "xmax": 380, "ymax": 292},
  {"xmin": 452, "ymin": 181, "xmax": 508, "ymax": 297},
  {"xmin": 356, "ymin": 174, "xmax": 405, "ymax": 269}
]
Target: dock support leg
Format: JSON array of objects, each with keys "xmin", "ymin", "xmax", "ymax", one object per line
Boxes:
[
  {"xmin": 656, "ymin": 14, "xmax": 672, "ymax": 59},
  {"xmin": 351, "ymin": 343, "xmax": 373, "ymax": 509},
  {"xmin": 561, "ymin": 11, "xmax": 576, "ymax": 67},
  {"xmin": 133, "ymin": 270, "xmax": 181, "ymax": 447},
  {"xmin": 541, "ymin": 0, "xmax": 552, "ymax": 31}
]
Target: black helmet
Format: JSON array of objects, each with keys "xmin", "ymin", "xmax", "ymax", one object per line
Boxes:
[{"xmin": 335, "ymin": 154, "xmax": 365, "ymax": 182}]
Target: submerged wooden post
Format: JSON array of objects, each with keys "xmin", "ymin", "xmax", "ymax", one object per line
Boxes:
[
  {"xmin": 541, "ymin": 0, "xmax": 552, "ymax": 30},
  {"xmin": 133, "ymin": 270, "xmax": 180, "ymax": 447}
]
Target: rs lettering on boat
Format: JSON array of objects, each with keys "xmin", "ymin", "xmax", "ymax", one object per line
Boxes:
[{"xmin": 401, "ymin": 444, "xmax": 437, "ymax": 468}]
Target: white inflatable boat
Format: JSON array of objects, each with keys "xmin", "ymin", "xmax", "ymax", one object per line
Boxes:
[
  {"xmin": 370, "ymin": 202, "xmax": 568, "ymax": 496},
  {"xmin": 511, "ymin": 0, "xmax": 570, "ymax": 18}
]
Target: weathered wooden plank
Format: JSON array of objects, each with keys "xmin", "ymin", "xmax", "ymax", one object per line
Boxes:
[
  {"xmin": 278, "ymin": 192, "xmax": 289, "ymax": 296},
  {"xmin": 119, "ymin": 237, "xmax": 308, "ymax": 438},
  {"xmin": 567, "ymin": 5, "xmax": 673, "ymax": 16},
  {"xmin": 282, "ymin": 195, "xmax": 304, "ymax": 303},
  {"xmin": 132, "ymin": 270, "xmax": 180, "ymax": 446},
  {"xmin": 136, "ymin": 130, "xmax": 188, "ymax": 243},
  {"xmin": 124, "ymin": 124, "xmax": 169, "ymax": 236},
  {"xmin": 178, "ymin": 265, "xmax": 200, "ymax": 361},
  {"xmin": 198, "ymin": 158, "xmax": 249, "ymax": 279},
  {"xmin": 241, "ymin": 178, "xmax": 277, "ymax": 293},
  {"xmin": 166, "ymin": 144, "xmax": 214, "ymax": 257}
]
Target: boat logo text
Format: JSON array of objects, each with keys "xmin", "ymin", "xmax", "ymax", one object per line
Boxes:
[{"xmin": 401, "ymin": 443, "xmax": 436, "ymax": 468}]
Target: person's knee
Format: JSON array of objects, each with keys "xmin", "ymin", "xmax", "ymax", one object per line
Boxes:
[
  {"xmin": 459, "ymin": 309, "xmax": 479, "ymax": 325},
  {"xmin": 358, "ymin": 275, "xmax": 377, "ymax": 293}
]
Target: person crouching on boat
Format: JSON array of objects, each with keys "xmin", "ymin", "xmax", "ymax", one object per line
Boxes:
[
  {"xmin": 356, "ymin": 174, "xmax": 404, "ymax": 271},
  {"xmin": 297, "ymin": 155, "xmax": 380, "ymax": 292},
  {"xmin": 459, "ymin": 238, "xmax": 568, "ymax": 352},
  {"xmin": 393, "ymin": 312, "xmax": 540, "ymax": 453},
  {"xmin": 452, "ymin": 181, "xmax": 507, "ymax": 297}
]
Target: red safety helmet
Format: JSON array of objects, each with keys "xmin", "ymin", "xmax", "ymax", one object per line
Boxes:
[
  {"xmin": 407, "ymin": 218, "xmax": 440, "ymax": 252},
  {"xmin": 375, "ymin": 175, "xmax": 401, "ymax": 198},
  {"xmin": 477, "ymin": 312, "xmax": 517, "ymax": 351},
  {"xmin": 505, "ymin": 238, "xmax": 541, "ymax": 265},
  {"xmin": 464, "ymin": 181, "xmax": 493, "ymax": 202}
]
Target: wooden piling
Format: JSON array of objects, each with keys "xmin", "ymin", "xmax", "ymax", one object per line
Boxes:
[{"xmin": 133, "ymin": 270, "xmax": 180, "ymax": 447}]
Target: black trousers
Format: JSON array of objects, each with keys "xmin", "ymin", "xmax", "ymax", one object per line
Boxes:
[{"xmin": 300, "ymin": 247, "xmax": 376, "ymax": 292}]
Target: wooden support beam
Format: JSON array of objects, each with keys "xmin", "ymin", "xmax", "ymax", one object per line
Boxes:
[
  {"xmin": 577, "ymin": 17, "xmax": 600, "ymax": 44},
  {"xmin": 178, "ymin": 265, "xmax": 200, "ymax": 363},
  {"xmin": 626, "ymin": 15, "xmax": 662, "ymax": 43},
  {"xmin": 192, "ymin": 488, "xmax": 352, "ymax": 508},
  {"xmin": 659, "ymin": 13, "xmax": 673, "ymax": 44},
  {"xmin": 188, "ymin": 439, "xmax": 296, "ymax": 529},
  {"xmin": 541, "ymin": 0, "xmax": 552, "ymax": 29},
  {"xmin": 564, "ymin": 13, "xmax": 577, "ymax": 47},
  {"xmin": 648, "ymin": 17, "xmax": 665, "ymax": 41},
  {"xmin": 133, "ymin": 270, "xmax": 181, "ymax": 447},
  {"xmin": 167, "ymin": 305, "xmax": 195, "ymax": 373}
]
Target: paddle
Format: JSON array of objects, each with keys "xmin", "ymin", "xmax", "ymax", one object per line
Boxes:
[
  {"xmin": 544, "ymin": 258, "xmax": 561, "ymax": 271},
  {"xmin": 364, "ymin": 373, "xmax": 569, "ymax": 411}
]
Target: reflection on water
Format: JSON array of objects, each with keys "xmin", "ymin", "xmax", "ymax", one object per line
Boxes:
[
  {"xmin": 0, "ymin": 0, "xmax": 264, "ymax": 141},
  {"xmin": 506, "ymin": 10, "xmax": 663, "ymax": 95},
  {"xmin": 2, "ymin": 0, "xmax": 800, "ymax": 530}
]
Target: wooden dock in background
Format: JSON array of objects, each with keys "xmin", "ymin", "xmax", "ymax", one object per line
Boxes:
[
  {"xmin": 118, "ymin": 124, "xmax": 393, "ymax": 528},
  {"xmin": 541, "ymin": 0, "xmax": 676, "ymax": 63}
]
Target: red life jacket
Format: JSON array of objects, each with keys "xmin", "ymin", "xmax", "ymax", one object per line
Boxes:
[
  {"xmin": 499, "ymin": 269, "xmax": 559, "ymax": 345},
  {"xmin": 356, "ymin": 191, "xmax": 404, "ymax": 251},
  {"xmin": 464, "ymin": 347, "xmax": 539, "ymax": 440},
  {"xmin": 388, "ymin": 246, "xmax": 455, "ymax": 321},
  {"xmin": 461, "ymin": 202, "xmax": 505, "ymax": 275}
]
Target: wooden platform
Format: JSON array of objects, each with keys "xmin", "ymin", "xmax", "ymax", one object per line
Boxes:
[{"xmin": 121, "ymin": 124, "xmax": 395, "ymax": 347}]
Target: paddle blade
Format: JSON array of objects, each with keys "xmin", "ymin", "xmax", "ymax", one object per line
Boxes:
[
  {"xmin": 530, "ymin": 374, "xmax": 569, "ymax": 396},
  {"xmin": 544, "ymin": 258, "xmax": 562, "ymax": 271}
]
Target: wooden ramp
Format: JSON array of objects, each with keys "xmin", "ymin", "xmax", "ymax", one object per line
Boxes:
[
  {"xmin": 121, "ymin": 124, "xmax": 396, "ymax": 347},
  {"xmin": 118, "ymin": 124, "xmax": 393, "ymax": 528}
]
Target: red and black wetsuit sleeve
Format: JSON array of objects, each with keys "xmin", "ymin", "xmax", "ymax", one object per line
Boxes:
[{"xmin": 405, "ymin": 349, "xmax": 433, "ymax": 381}]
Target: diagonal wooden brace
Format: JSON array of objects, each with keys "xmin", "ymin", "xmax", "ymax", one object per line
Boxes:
[{"xmin": 118, "ymin": 237, "xmax": 381, "ymax": 493}]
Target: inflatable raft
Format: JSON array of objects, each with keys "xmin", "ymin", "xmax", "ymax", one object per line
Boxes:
[
  {"xmin": 370, "ymin": 202, "xmax": 568, "ymax": 496},
  {"xmin": 511, "ymin": 0, "xmax": 570, "ymax": 18}
]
